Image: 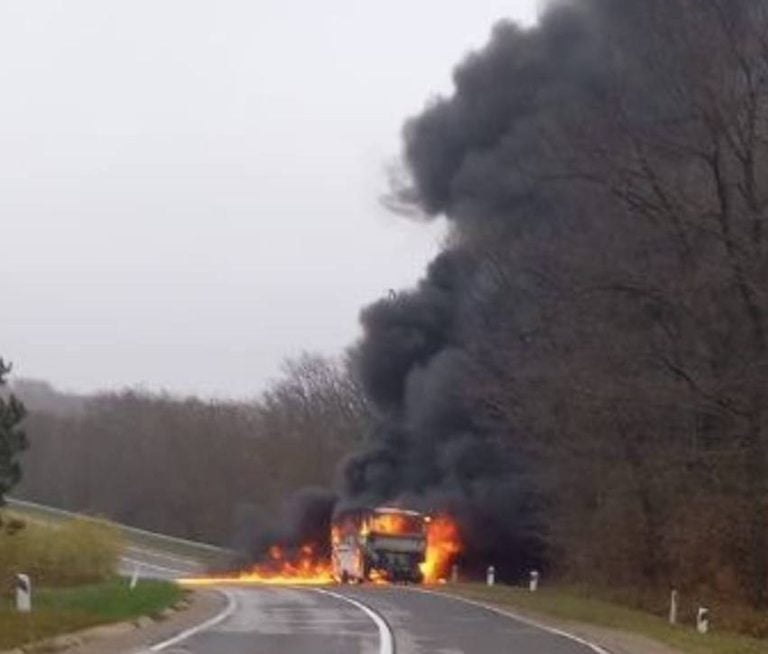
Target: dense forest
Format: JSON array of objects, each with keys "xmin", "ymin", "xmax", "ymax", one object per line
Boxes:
[
  {"xmin": 10, "ymin": 0, "xmax": 768, "ymax": 620},
  {"xmin": 12, "ymin": 356, "xmax": 369, "ymax": 550},
  {"xmin": 340, "ymin": 0, "xmax": 768, "ymax": 611}
]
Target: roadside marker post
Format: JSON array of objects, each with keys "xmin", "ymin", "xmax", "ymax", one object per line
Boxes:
[
  {"xmin": 451, "ymin": 564, "xmax": 458, "ymax": 584},
  {"xmin": 669, "ymin": 589, "xmax": 678, "ymax": 625},
  {"xmin": 529, "ymin": 570, "xmax": 539, "ymax": 592},
  {"xmin": 130, "ymin": 563, "xmax": 140, "ymax": 590},
  {"xmin": 696, "ymin": 607, "xmax": 709, "ymax": 634},
  {"xmin": 15, "ymin": 574, "xmax": 31, "ymax": 612},
  {"xmin": 486, "ymin": 565, "xmax": 495, "ymax": 587}
]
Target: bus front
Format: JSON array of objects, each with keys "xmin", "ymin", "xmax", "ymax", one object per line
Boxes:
[{"xmin": 362, "ymin": 507, "xmax": 427, "ymax": 583}]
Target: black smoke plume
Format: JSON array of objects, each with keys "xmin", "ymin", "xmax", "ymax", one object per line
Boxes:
[
  {"xmin": 334, "ymin": 0, "xmax": 618, "ymax": 579},
  {"xmin": 237, "ymin": 487, "xmax": 337, "ymax": 568},
  {"xmin": 341, "ymin": 252, "xmax": 542, "ymax": 577},
  {"xmin": 243, "ymin": 0, "xmax": 620, "ymax": 579},
  {"xmin": 247, "ymin": 0, "xmax": 749, "ymax": 580}
]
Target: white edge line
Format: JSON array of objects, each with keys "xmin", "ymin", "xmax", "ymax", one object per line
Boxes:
[
  {"xmin": 126, "ymin": 546, "xmax": 199, "ymax": 567},
  {"xmin": 120, "ymin": 557, "xmax": 191, "ymax": 577},
  {"xmin": 307, "ymin": 587, "xmax": 395, "ymax": 654},
  {"xmin": 407, "ymin": 587, "xmax": 611, "ymax": 654},
  {"xmin": 149, "ymin": 590, "xmax": 238, "ymax": 651}
]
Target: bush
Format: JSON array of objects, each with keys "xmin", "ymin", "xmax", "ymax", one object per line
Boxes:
[{"xmin": 0, "ymin": 514, "xmax": 121, "ymax": 588}]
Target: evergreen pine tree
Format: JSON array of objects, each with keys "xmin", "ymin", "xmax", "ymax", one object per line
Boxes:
[{"xmin": 0, "ymin": 359, "xmax": 27, "ymax": 506}]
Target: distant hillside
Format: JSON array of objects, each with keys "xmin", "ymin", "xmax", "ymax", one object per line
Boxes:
[{"xmin": 9, "ymin": 379, "xmax": 86, "ymax": 416}]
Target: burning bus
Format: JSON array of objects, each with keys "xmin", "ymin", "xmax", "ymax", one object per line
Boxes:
[
  {"xmin": 178, "ymin": 507, "xmax": 460, "ymax": 588},
  {"xmin": 331, "ymin": 507, "xmax": 429, "ymax": 584}
]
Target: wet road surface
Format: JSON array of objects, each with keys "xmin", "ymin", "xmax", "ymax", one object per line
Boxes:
[{"xmin": 143, "ymin": 585, "xmax": 604, "ymax": 654}]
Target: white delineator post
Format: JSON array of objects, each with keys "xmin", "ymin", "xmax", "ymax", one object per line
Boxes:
[
  {"xmin": 486, "ymin": 565, "xmax": 495, "ymax": 587},
  {"xmin": 130, "ymin": 563, "xmax": 140, "ymax": 590},
  {"xmin": 696, "ymin": 607, "xmax": 709, "ymax": 634},
  {"xmin": 669, "ymin": 589, "xmax": 678, "ymax": 625},
  {"xmin": 451, "ymin": 564, "xmax": 459, "ymax": 584},
  {"xmin": 529, "ymin": 570, "xmax": 540, "ymax": 592},
  {"xmin": 16, "ymin": 574, "xmax": 31, "ymax": 612}
]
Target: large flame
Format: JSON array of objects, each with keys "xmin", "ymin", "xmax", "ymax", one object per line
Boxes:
[
  {"xmin": 369, "ymin": 511, "xmax": 420, "ymax": 535},
  {"xmin": 179, "ymin": 512, "xmax": 461, "ymax": 588},
  {"xmin": 179, "ymin": 544, "xmax": 334, "ymax": 587},
  {"xmin": 420, "ymin": 515, "xmax": 462, "ymax": 584}
]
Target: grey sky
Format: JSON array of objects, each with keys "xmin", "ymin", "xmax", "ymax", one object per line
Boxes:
[{"xmin": 1, "ymin": 1, "xmax": 539, "ymax": 399}]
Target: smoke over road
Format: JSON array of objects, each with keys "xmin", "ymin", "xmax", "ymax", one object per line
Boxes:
[
  {"xmin": 251, "ymin": 0, "xmax": 753, "ymax": 580},
  {"xmin": 341, "ymin": 251, "xmax": 541, "ymax": 576},
  {"xmin": 330, "ymin": 0, "xmax": 620, "ymax": 577},
  {"xmin": 244, "ymin": 0, "xmax": 618, "ymax": 578}
]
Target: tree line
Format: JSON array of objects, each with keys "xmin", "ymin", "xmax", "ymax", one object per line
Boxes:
[
  {"xmin": 11, "ymin": 354, "xmax": 368, "ymax": 548},
  {"xmin": 391, "ymin": 0, "xmax": 768, "ymax": 612},
  {"xmin": 6, "ymin": 0, "xmax": 768, "ymax": 625}
]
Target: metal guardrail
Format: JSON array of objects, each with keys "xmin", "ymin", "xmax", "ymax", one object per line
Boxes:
[{"xmin": 6, "ymin": 497, "xmax": 232, "ymax": 556}]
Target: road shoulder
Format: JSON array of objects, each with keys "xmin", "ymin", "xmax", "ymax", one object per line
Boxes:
[
  {"xmin": 430, "ymin": 587, "xmax": 683, "ymax": 654},
  {"xmin": 17, "ymin": 590, "xmax": 227, "ymax": 654}
]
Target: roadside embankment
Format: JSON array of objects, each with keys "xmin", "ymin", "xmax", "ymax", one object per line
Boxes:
[
  {"xmin": 0, "ymin": 578, "xmax": 185, "ymax": 652},
  {"xmin": 5, "ymin": 499, "xmax": 233, "ymax": 571},
  {"xmin": 0, "ymin": 510, "xmax": 193, "ymax": 652},
  {"xmin": 0, "ymin": 515, "xmax": 119, "ymax": 587},
  {"xmin": 435, "ymin": 583, "xmax": 766, "ymax": 654}
]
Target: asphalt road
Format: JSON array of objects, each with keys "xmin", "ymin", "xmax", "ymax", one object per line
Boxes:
[{"xmin": 142, "ymin": 584, "xmax": 604, "ymax": 654}]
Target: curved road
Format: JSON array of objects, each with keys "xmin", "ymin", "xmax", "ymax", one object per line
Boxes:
[{"xmin": 144, "ymin": 584, "xmax": 604, "ymax": 654}]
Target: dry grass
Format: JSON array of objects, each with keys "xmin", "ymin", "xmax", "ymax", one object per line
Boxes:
[{"xmin": 0, "ymin": 512, "xmax": 120, "ymax": 587}]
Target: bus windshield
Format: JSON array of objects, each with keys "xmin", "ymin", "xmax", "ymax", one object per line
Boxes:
[{"xmin": 369, "ymin": 511, "xmax": 425, "ymax": 536}]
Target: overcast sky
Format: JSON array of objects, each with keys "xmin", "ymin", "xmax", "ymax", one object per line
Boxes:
[{"xmin": 1, "ymin": 1, "xmax": 540, "ymax": 399}]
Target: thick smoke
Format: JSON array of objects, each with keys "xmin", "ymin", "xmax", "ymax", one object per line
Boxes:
[
  {"xmin": 238, "ymin": 487, "xmax": 337, "ymax": 567},
  {"xmin": 337, "ymin": 0, "xmax": 671, "ymax": 577},
  {"xmin": 332, "ymin": 0, "xmax": 617, "ymax": 579},
  {"xmin": 342, "ymin": 252, "xmax": 543, "ymax": 576},
  {"xmin": 241, "ymin": 0, "xmax": 606, "ymax": 577},
  {"xmin": 247, "ymin": 0, "xmax": 746, "ymax": 578}
]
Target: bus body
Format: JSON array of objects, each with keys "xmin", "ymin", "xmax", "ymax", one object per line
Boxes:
[{"xmin": 331, "ymin": 507, "xmax": 427, "ymax": 583}]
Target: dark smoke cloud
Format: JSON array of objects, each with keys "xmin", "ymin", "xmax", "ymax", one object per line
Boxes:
[
  {"xmin": 241, "ymin": 0, "xmax": 614, "ymax": 577},
  {"xmin": 355, "ymin": 252, "xmax": 471, "ymax": 412},
  {"xmin": 339, "ymin": 0, "xmax": 642, "ymax": 577},
  {"xmin": 402, "ymin": 2, "xmax": 605, "ymax": 223},
  {"xmin": 239, "ymin": 487, "xmax": 337, "ymax": 566},
  {"xmin": 249, "ymin": 0, "xmax": 732, "ymax": 578},
  {"xmin": 344, "ymin": 248, "xmax": 544, "ymax": 576}
]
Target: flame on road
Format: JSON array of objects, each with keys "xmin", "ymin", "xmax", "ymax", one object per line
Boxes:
[
  {"xmin": 179, "ymin": 513, "xmax": 461, "ymax": 587},
  {"xmin": 179, "ymin": 544, "xmax": 333, "ymax": 587}
]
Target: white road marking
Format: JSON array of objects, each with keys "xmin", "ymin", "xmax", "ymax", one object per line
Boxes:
[
  {"xmin": 408, "ymin": 587, "xmax": 611, "ymax": 654},
  {"xmin": 307, "ymin": 587, "xmax": 395, "ymax": 654},
  {"xmin": 125, "ymin": 546, "xmax": 200, "ymax": 569},
  {"xmin": 120, "ymin": 557, "xmax": 190, "ymax": 577},
  {"xmin": 148, "ymin": 590, "xmax": 238, "ymax": 651}
]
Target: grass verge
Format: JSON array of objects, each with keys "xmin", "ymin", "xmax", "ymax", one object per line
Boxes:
[
  {"xmin": 7, "ymin": 500, "xmax": 232, "ymax": 569},
  {"xmin": 437, "ymin": 583, "xmax": 766, "ymax": 654},
  {"xmin": 0, "ymin": 577, "xmax": 184, "ymax": 650},
  {"xmin": 1, "ymin": 514, "xmax": 120, "ymax": 586}
]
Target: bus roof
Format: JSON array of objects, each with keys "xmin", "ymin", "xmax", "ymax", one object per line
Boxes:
[
  {"xmin": 374, "ymin": 507, "xmax": 424, "ymax": 517},
  {"xmin": 333, "ymin": 506, "xmax": 426, "ymax": 521}
]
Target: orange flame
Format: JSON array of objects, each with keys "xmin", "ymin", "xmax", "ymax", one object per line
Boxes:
[
  {"xmin": 179, "ymin": 544, "xmax": 334, "ymax": 587},
  {"xmin": 179, "ymin": 512, "xmax": 462, "ymax": 588},
  {"xmin": 368, "ymin": 512, "xmax": 421, "ymax": 535},
  {"xmin": 420, "ymin": 515, "xmax": 462, "ymax": 584}
]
